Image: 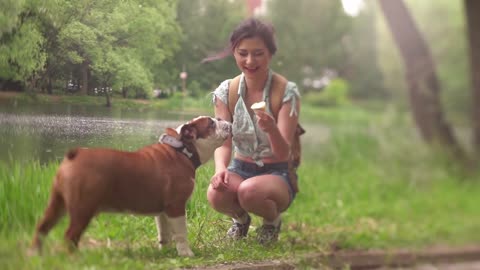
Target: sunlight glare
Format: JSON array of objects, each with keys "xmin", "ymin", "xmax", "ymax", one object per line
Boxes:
[{"xmin": 341, "ymin": 0, "xmax": 365, "ymax": 17}]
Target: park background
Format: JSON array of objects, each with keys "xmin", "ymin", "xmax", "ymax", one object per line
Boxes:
[{"xmin": 1, "ymin": 0, "xmax": 479, "ymax": 269}]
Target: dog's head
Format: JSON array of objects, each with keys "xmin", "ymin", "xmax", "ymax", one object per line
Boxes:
[{"xmin": 164, "ymin": 116, "xmax": 231, "ymax": 164}]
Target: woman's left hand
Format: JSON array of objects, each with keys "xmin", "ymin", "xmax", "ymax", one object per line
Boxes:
[{"xmin": 254, "ymin": 110, "xmax": 277, "ymax": 133}]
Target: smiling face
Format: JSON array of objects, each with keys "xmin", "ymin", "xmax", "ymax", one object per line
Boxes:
[{"xmin": 233, "ymin": 36, "xmax": 272, "ymax": 80}]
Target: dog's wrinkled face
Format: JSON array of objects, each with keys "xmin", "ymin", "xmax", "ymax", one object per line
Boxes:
[{"xmin": 174, "ymin": 116, "xmax": 231, "ymax": 164}]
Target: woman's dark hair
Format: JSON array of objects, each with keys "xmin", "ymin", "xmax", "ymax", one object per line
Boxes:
[{"xmin": 202, "ymin": 18, "xmax": 277, "ymax": 63}]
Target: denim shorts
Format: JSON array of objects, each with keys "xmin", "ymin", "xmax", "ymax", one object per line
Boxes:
[{"xmin": 227, "ymin": 159, "xmax": 296, "ymax": 201}]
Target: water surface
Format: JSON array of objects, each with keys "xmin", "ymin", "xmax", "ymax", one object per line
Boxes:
[{"xmin": 0, "ymin": 101, "xmax": 199, "ymax": 164}]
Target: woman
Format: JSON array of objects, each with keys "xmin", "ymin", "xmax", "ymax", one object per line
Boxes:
[{"xmin": 207, "ymin": 18, "xmax": 301, "ymax": 245}]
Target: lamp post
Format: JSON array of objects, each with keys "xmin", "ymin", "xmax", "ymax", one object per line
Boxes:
[{"xmin": 179, "ymin": 66, "xmax": 188, "ymax": 120}]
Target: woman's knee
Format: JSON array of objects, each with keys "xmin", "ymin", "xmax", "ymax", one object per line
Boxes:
[
  {"xmin": 237, "ymin": 182, "xmax": 261, "ymax": 208},
  {"xmin": 207, "ymin": 185, "xmax": 236, "ymax": 211},
  {"xmin": 206, "ymin": 185, "xmax": 221, "ymax": 208},
  {"xmin": 237, "ymin": 179, "xmax": 290, "ymax": 211}
]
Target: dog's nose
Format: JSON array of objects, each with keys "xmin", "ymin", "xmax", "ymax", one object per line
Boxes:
[{"xmin": 224, "ymin": 123, "xmax": 232, "ymax": 134}]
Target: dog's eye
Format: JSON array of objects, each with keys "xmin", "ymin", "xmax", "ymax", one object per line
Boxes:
[{"xmin": 209, "ymin": 118, "xmax": 216, "ymax": 128}]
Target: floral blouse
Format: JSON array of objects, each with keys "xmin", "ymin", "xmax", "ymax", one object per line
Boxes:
[{"xmin": 212, "ymin": 70, "xmax": 300, "ymax": 166}]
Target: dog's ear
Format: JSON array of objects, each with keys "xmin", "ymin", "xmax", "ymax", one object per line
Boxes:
[
  {"xmin": 180, "ymin": 124, "xmax": 197, "ymax": 142},
  {"xmin": 165, "ymin": 128, "xmax": 180, "ymax": 139}
]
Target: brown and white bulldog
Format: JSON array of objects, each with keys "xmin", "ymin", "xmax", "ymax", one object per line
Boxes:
[{"xmin": 29, "ymin": 116, "xmax": 231, "ymax": 257}]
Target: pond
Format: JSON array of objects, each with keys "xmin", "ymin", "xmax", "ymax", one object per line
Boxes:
[
  {"xmin": 0, "ymin": 100, "xmax": 205, "ymax": 164},
  {"xmin": 0, "ymin": 99, "xmax": 330, "ymax": 164}
]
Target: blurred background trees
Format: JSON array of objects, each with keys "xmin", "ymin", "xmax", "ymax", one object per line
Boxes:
[
  {"xmin": 378, "ymin": 0, "xmax": 464, "ymax": 159},
  {"xmin": 1, "ymin": 0, "xmax": 181, "ymax": 100},
  {"xmin": 464, "ymin": 0, "xmax": 480, "ymax": 156},
  {"xmin": 1, "ymin": 0, "xmax": 471, "ymax": 104},
  {"xmin": 172, "ymin": 0, "xmax": 244, "ymax": 97},
  {"xmin": 1, "ymin": 0, "xmax": 479, "ymax": 158}
]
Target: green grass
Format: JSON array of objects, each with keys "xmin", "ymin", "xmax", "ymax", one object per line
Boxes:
[
  {"xmin": 4, "ymin": 91, "xmax": 214, "ymax": 113},
  {"xmin": 1, "ymin": 104, "xmax": 480, "ymax": 269}
]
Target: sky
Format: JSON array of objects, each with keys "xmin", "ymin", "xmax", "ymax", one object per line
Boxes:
[
  {"xmin": 251, "ymin": 0, "xmax": 365, "ymax": 17},
  {"xmin": 341, "ymin": 0, "xmax": 365, "ymax": 17}
]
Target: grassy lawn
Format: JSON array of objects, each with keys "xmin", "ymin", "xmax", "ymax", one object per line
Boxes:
[{"xmin": 1, "ymin": 94, "xmax": 479, "ymax": 269}]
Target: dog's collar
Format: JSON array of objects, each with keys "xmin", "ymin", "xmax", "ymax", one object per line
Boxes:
[
  {"xmin": 159, "ymin": 134, "xmax": 201, "ymax": 169},
  {"xmin": 159, "ymin": 134, "xmax": 183, "ymax": 148}
]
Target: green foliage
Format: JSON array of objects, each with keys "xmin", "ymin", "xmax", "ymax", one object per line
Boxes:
[
  {"xmin": 268, "ymin": 0, "xmax": 352, "ymax": 84},
  {"xmin": 57, "ymin": 0, "xmax": 180, "ymax": 97},
  {"xmin": 166, "ymin": 91, "xmax": 212, "ymax": 111},
  {"xmin": 345, "ymin": 0, "xmax": 387, "ymax": 99},
  {"xmin": 376, "ymin": 0, "xmax": 470, "ymax": 117},
  {"xmin": 172, "ymin": 0, "xmax": 245, "ymax": 93},
  {"xmin": 1, "ymin": 105, "xmax": 480, "ymax": 268},
  {"xmin": 0, "ymin": 161, "xmax": 57, "ymax": 232},
  {"xmin": 406, "ymin": 0, "xmax": 470, "ymax": 118},
  {"xmin": 113, "ymin": 52, "xmax": 153, "ymax": 98},
  {"xmin": 58, "ymin": 21, "xmax": 97, "ymax": 65},
  {"xmin": 0, "ymin": 0, "xmax": 60, "ymax": 87},
  {"xmin": 187, "ymin": 80, "xmax": 203, "ymax": 98},
  {"xmin": 304, "ymin": 79, "xmax": 350, "ymax": 106},
  {"xmin": 0, "ymin": 0, "xmax": 473, "ymax": 124},
  {"xmin": 0, "ymin": 21, "xmax": 46, "ymax": 84},
  {"xmin": 0, "ymin": 0, "xmax": 24, "ymax": 34},
  {"xmin": 0, "ymin": 0, "xmax": 181, "ymax": 99}
]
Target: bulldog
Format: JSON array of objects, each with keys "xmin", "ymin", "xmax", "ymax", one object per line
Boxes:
[{"xmin": 30, "ymin": 116, "xmax": 231, "ymax": 257}]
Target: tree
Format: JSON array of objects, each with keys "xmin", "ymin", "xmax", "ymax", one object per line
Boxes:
[
  {"xmin": 378, "ymin": 0, "xmax": 464, "ymax": 158},
  {"xmin": 0, "ymin": 0, "xmax": 53, "ymax": 90},
  {"xmin": 174, "ymin": 0, "xmax": 244, "ymax": 96},
  {"xmin": 0, "ymin": 21, "xmax": 46, "ymax": 90},
  {"xmin": 0, "ymin": 0, "xmax": 24, "ymax": 35},
  {"xmin": 55, "ymin": 0, "xmax": 180, "ymax": 101},
  {"xmin": 464, "ymin": 0, "xmax": 480, "ymax": 157},
  {"xmin": 119, "ymin": 0, "xmax": 181, "ymax": 93},
  {"xmin": 377, "ymin": 0, "xmax": 470, "ymax": 116},
  {"xmin": 0, "ymin": 0, "xmax": 181, "ymax": 103},
  {"xmin": 267, "ymin": 0, "xmax": 352, "ymax": 87},
  {"xmin": 343, "ymin": 0, "xmax": 386, "ymax": 99}
]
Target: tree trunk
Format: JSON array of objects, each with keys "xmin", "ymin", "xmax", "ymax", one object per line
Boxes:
[
  {"xmin": 26, "ymin": 75, "xmax": 36, "ymax": 93},
  {"xmin": 103, "ymin": 83, "xmax": 111, "ymax": 107},
  {"xmin": 45, "ymin": 65, "xmax": 53, "ymax": 94},
  {"xmin": 105, "ymin": 90, "xmax": 111, "ymax": 107},
  {"xmin": 465, "ymin": 0, "xmax": 480, "ymax": 157},
  {"xmin": 378, "ymin": 0, "xmax": 464, "ymax": 158},
  {"xmin": 80, "ymin": 60, "xmax": 89, "ymax": 95},
  {"xmin": 122, "ymin": 85, "xmax": 127, "ymax": 98},
  {"xmin": 46, "ymin": 76, "xmax": 52, "ymax": 94}
]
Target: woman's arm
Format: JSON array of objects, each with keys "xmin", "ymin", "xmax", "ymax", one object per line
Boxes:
[
  {"xmin": 213, "ymin": 96, "xmax": 233, "ymax": 173},
  {"xmin": 255, "ymin": 99, "xmax": 300, "ymax": 161},
  {"xmin": 274, "ymin": 99, "xmax": 300, "ymax": 160}
]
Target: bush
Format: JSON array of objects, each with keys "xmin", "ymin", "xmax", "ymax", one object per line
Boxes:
[{"xmin": 304, "ymin": 78, "xmax": 350, "ymax": 106}]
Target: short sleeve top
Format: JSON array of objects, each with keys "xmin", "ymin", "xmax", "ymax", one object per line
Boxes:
[{"xmin": 212, "ymin": 70, "xmax": 300, "ymax": 166}]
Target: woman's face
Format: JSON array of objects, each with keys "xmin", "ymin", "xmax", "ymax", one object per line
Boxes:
[{"xmin": 233, "ymin": 36, "xmax": 272, "ymax": 80}]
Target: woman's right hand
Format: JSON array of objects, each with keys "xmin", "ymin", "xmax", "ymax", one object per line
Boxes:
[{"xmin": 210, "ymin": 170, "xmax": 229, "ymax": 191}]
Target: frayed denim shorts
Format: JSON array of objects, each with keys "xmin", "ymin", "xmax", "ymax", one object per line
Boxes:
[{"xmin": 227, "ymin": 159, "xmax": 296, "ymax": 202}]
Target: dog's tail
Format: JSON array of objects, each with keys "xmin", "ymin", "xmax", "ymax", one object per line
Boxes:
[
  {"xmin": 66, "ymin": 148, "xmax": 78, "ymax": 160},
  {"xmin": 30, "ymin": 179, "xmax": 65, "ymax": 253}
]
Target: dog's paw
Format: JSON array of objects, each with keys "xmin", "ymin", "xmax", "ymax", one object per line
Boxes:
[{"xmin": 176, "ymin": 245, "xmax": 194, "ymax": 257}]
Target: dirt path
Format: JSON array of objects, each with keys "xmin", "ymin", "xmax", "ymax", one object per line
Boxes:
[
  {"xmin": 196, "ymin": 245, "xmax": 480, "ymax": 269},
  {"xmin": 0, "ymin": 91, "xmax": 21, "ymax": 99}
]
